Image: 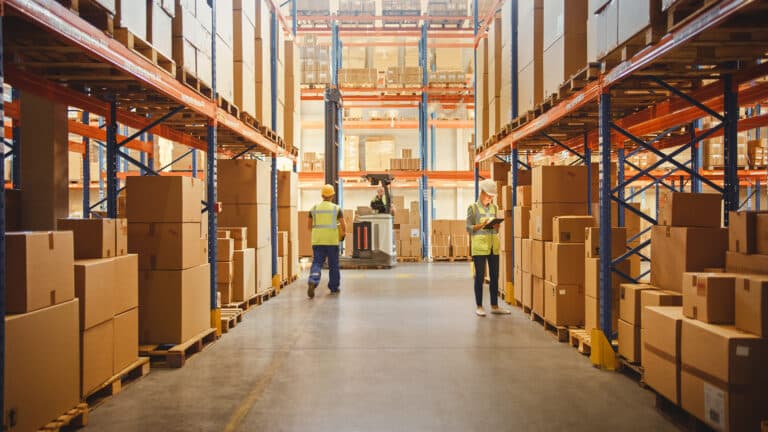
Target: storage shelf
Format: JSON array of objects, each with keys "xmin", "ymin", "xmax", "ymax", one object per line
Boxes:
[
  {"xmin": 298, "ymin": 170, "xmax": 487, "ymax": 182},
  {"xmin": 301, "ymin": 119, "xmax": 473, "ymax": 129}
]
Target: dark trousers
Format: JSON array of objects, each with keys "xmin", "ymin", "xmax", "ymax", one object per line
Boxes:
[
  {"xmin": 309, "ymin": 245, "xmax": 340, "ymax": 291},
  {"xmin": 472, "ymin": 253, "xmax": 499, "ymax": 307}
]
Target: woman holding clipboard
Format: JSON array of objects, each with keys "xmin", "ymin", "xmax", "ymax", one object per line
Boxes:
[{"xmin": 467, "ymin": 179, "xmax": 511, "ymax": 317}]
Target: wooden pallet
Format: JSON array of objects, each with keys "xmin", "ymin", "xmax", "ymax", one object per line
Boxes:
[
  {"xmin": 260, "ymin": 125, "xmax": 278, "ymax": 142},
  {"xmin": 220, "ymin": 307, "xmax": 244, "ymax": 333},
  {"xmin": 240, "ymin": 111, "xmax": 261, "ymax": 130},
  {"xmin": 654, "ymin": 392, "xmax": 714, "ymax": 431},
  {"xmin": 397, "ymin": 257, "xmax": 422, "ymax": 263},
  {"xmin": 139, "ymin": 328, "xmax": 217, "ymax": 368},
  {"xmin": 530, "ymin": 310, "xmax": 545, "ymax": 325},
  {"xmin": 39, "ymin": 403, "xmax": 89, "ymax": 432},
  {"xmin": 178, "ymin": 68, "xmax": 213, "ymax": 98},
  {"xmin": 617, "ymin": 355, "xmax": 646, "ymax": 385},
  {"xmin": 665, "ymin": 0, "xmax": 720, "ymax": 33},
  {"xmin": 543, "ymin": 320, "xmax": 574, "ymax": 343},
  {"xmin": 569, "ymin": 329, "xmax": 592, "ymax": 355},
  {"xmin": 522, "ymin": 305, "xmax": 532, "ymax": 315},
  {"xmin": 84, "ymin": 357, "xmax": 151, "ymax": 408},
  {"xmin": 113, "ymin": 28, "xmax": 176, "ymax": 76},
  {"xmin": 56, "ymin": 0, "xmax": 114, "ymax": 35},
  {"xmin": 217, "ymin": 95, "xmax": 240, "ymax": 118},
  {"xmin": 557, "ymin": 63, "xmax": 602, "ymax": 99},
  {"xmin": 600, "ymin": 25, "xmax": 663, "ymax": 72}
]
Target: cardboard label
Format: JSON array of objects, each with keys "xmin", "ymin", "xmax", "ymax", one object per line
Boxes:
[
  {"xmin": 703, "ymin": 383, "xmax": 725, "ymax": 430},
  {"xmin": 559, "ymin": 289, "xmax": 566, "ymax": 295},
  {"xmin": 735, "ymin": 345, "xmax": 750, "ymax": 357}
]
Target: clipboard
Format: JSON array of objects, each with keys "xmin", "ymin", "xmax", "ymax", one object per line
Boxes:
[{"xmin": 482, "ymin": 218, "xmax": 504, "ymax": 229}]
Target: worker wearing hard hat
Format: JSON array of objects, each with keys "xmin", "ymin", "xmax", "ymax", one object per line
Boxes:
[
  {"xmin": 467, "ymin": 179, "xmax": 510, "ymax": 316},
  {"xmin": 307, "ymin": 184, "xmax": 346, "ymax": 299},
  {"xmin": 370, "ymin": 186, "xmax": 391, "ymax": 214}
]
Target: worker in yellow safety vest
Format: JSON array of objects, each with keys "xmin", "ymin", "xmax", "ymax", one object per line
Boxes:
[
  {"xmin": 307, "ymin": 184, "xmax": 346, "ymax": 299},
  {"xmin": 467, "ymin": 179, "xmax": 510, "ymax": 317}
]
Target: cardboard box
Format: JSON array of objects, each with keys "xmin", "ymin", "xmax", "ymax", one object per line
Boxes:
[
  {"xmin": 640, "ymin": 290, "xmax": 682, "ymax": 325},
  {"xmin": 522, "ymin": 271, "xmax": 533, "ymax": 308},
  {"xmin": 757, "ymin": 213, "xmax": 768, "ymax": 254},
  {"xmin": 516, "ymin": 186, "xmax": 532, "ymax": 207},
  {"xmin": 113, "ymin": 253, "xmax": 139, "ymax": 315},
  {"xmin": 619, "ymin": 283, "xmax": 657, "ymax": 326},
  {"xmin": 220, "ymin": 226, "xmax": 247, "ymax": 241},
  {"xmin": 126, "ymin": 176, "xmax": 204, "ymax": 223},
  {"xmin": 642, "ymin": 306, "xmax": 684, "ymax": 404},
  {"xmin": 552, "ymin": 216, "xmax": 595, "ymax": 243},
  {"xmin": 218, "ymin": 204, "xmax": 272, "ymax": 250},
  {"xmin": 138, "ymin": 264, "xmax": 211, "ymax": 344},
  {"xmin": 584, "ymin": 294, "xmax": 619, "ymax": 334},
  {"xmin": 650, "ymin": 226, "xmax": 728, "ymax": 292},
  {"xmin": 532, "ymin": 276, "xmax": 545, "ymax": 316},
  {"xmin": 257, "ymin": 246, "xmax": 272, "ymax": 292},
  {"xmin": 682, "ymin": 272, "xmax": 736, "ymax": 324},
  {"xmin": 4, "ymin": 299, "xmax": 80, "ymax": 432},
  {"xmin": 735, "ymin": 275, "xmax": 768, "ymax": 337},
  {"xmin": 81, "ymin": 318, "xmax": 114, "ymax": 396},
  {"xmin": 217, "ymin": 282, "xmax": 232, "ymax": 305},
  {"xmin": 490, "ymin": 161, "xmax": 510, "ymax": 181},
  {"xmin": 513, "ymin": 206, "xmax": 530, "ymax": 238},
  {"xmin": 277, "ymin": 170, "xmax": 298, "ymax": 207},
  {"xmin": 75, "ymin": 258, "xmax": 116, "ymax": 330},
  {"xmin": 128, "ymin": 222, "xmax": 207, "ymax": 270},
  {"xmin": 658, "ymin": 190, "xmax": 722, "ymax": 228},
  {"xmin": 529, "ymin": 203, "xmax": 588, "ymax": 241},
  {"xmin": 728, "ymin": 211, "xmax": 764, "ymax": 253},
  {"xmin": 115, "ymin": 218, "xmax": 128, "ymax": 256},
  {"xmin": 585, "ymin": 227, "xmax": 627, "ymax": 259},
  {"xmin": 531, "ymin": 240, "xmax": 545, "ymax": 279},
  {"xmin": 217, "ymin": 159, "xmax": 271, "ymax": 205},
  {"xmin": 544, "ymin": 281, "xmax": 584, "ymax": 326},
  {"xmin": 113, "ymin": 307, "xmax": 138, "ymax": 374},
  {"xmin": 544, "ymin": 242, "xmax": 584, "ymax": 285},
  {"xmin": 394, "ymin": 209, "xmax": 410, "ymax": 226},
  {"xmin": 725, "ymin": 251, "xmax": 768, "ymax": 275},
  {"xmin": 681, "ymin": 370, "xmax": 766, "ymax": 432},
  {"xmin": 513, "ymin": 237, "xmax": 523, "ymax": 269},
  {"xmin": 58, "ymin": 218, "xmax": 116, "ymax": 259},
  {"xmin": 513, "ymin": 268, "xmax": 524, "ymax": 304},
  {"xmin": 7, "ymin": 231, "xmax": 75, "ymax": 314},
  {"xmin": 618, "ymin": 319, "xmax": 640, "ymax": 363},
  {"xmin": 233, "ymin": 248, "xmax": 256, "ymax": 301},
  {"xmin": 216, "ymin": 261, "xmax": 234, "ymax": 284},
  {"xmin": 521, "ymin": 238, "xmax": 533, "ymax": 271},
  {"xmin": 500, "ymin": 185, "xmax": 514, "ymax": 210},
  {"xmin": 217, "ymin": 238, "xmax": 234, "ymax": 262},
  {"xmin": 584, "ymin": 257, "xmax": 631, "ymax": 299},
  {"xmin": 278, "ymin": 231, "xmax": 289, "ymax": 257},
  {"xmin": 532, "ymin": 165, "xmax": 588, "ymax": 204}
]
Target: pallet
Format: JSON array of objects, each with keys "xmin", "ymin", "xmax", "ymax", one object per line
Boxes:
[
  {"xmin": 617, "ymin": 356, "xmax": 646, "ymax": 386},
  {"xmin": 654, "ymin": 392, "xmax": 714, "ymax": 432},
  {"xmin": 397, "ymin": 257, "xmax": 422, "ymax": 263},
  {"xmin": 557, "ymin": 63, "xmax": 602, "ymax": 99},
  {"xmin": 240, "ymin": 111, "xmax": 260, "ymax": 130},
  {"xmin": 543, "ymin": 320, "xmax": 574, "ymax": 343},
  {"xmin": 84, "ymin": 357, "xmax": 151, "ymax": 408},
  {"xmin": 139, "ymin": 328, "xmax": 217, "ymax": 368},
  {"xmin": 113, "ymin": 28, "xmax": 176, "ymax": 76},
  {"xmin": 521, "ymin": 304, "xmax": 532, "ymax": 314},
  {"xmin": 260, "ymin": 125, "xmax": 278, "ymax": 142},
  {"xmin": 56, "ymin": 0, "xmax": 114, "ymax": 35},
  {"xmin": 178, "ymin": 68, "xmax": 213, "ymax": 98},
  {"xmin": 39, "ymin": 403, "xmax": 89, "ymax": 432},
  {"xmin": 220, "ymin": 307, "xmax": 244, "ymax": 333},
  {"xmin": 223, "ymin": 292, "xmax": 261, "ymax": 312},
  {"xmin": 600, "ymin": 25, "xmax": 663, "ymax": 72},
  {"xmin": 569, "ymin": 329, "xmax": 592, "ymax": 355},
  {"xmin": 530, "ymin": 310, "xmax": 545, "ymax": 325},
  {"xmin": 217, "ymin": 95, "xmax": 239, "ymax": 118},
  {"xmin": 665, "ymin": 0, "xmax": 720, "ymax": 33}
]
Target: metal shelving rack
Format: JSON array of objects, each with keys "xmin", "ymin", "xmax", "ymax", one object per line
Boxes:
[
  {"xmin": 474, "ymin": 0, "xmax": 768, "ymax": 344},
  {"xmin": 0, "ymin": 0, "xmax": 298, "ymax": 413}
]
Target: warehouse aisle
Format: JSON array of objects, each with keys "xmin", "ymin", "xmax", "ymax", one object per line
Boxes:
[{"xmin": 87, "ymin": 263, "xmax": 676, "ymax": 432}]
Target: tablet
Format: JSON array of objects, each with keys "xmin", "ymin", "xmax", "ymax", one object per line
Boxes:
[{"xmin": 482, "ymin": 218, "xmax": 504, "ymax": 228}]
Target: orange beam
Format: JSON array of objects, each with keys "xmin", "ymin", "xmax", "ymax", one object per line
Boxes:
[
  {"xmin": 301, "ymin": 120, "xmax": 474, "ymax": 129},
  {"xmin": 474, "ymin": 0, "xmax": 503, "ymax": 47},
  {"xmin": 68, "ymin": 121, "xmax": 154, "ymax": 154}
]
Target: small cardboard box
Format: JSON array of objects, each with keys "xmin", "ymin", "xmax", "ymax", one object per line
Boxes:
[
  {"xmin": 81, "ymin": 318, "xmax": 114, "ymax": 397},
  {"xmin": 619, "ymin": 283, "xmax": 657, "ymax": 326},
  {"xmin": 216, "ymin": 261, "xmax": 234, "ymax": 284},
  {"xmin": 233, "ymin": 248, "xmax": 256, "ymax": 301},
  {"xmin": 490, "ymin": 161, "xmax": 510, "ymax": 181},
  {"xmin": 585, "ymin": 227, "xmax": 627, "ymax": 259},
  {"xmin": 75, "ymin": 258, "xmax": 116, "ymax": 330},
  {"xmin": 516, "ymin": 185, "xmax": 532, "ymax": 207},
  {"xmin": 126, "ymin": 176, "xmax": 204, "ymax": 222},
  {"xmin": 641, "ymin": 306, "xmax": 684, "ymax": 404},
  {"xmin": 657, "ymin": 190, "xmax": 722, "ymax": 228},
  {"xmin": 552, "ymin": 216, "xmax": 595, "ymax": 243},
  {"xmin": 618, "ymin": 319, "xmax": 640, "ymax": 363},
  {"xmin": 513, "ymin": 206, "xmax": 530, "ymax": 238},
  {"xmin": 529, "ymin": 203, "xmax": 588, "ymax": 241},
  {"xmin": 217, "ymin": 238, "xmax": 235, "ymax": 262},
  {"xmin": 277, "ymin": 231, "xmax": 289, "ymax": 257},
  {"xmin": 5, "ymin": 299, "xmax": 80, "ymax": 432},
  {"xmin": 682, "ymin": 273, "xmax": 736, "ymax": 324},
  {"xmin": 728, "ymin": 211, "xmax": 766, "ymax": 253},
  {"xmin": 113, "ymin": 253, "xmax": 139, "ymax": 315},
  {"xmin": 115, "ymin": 218, "xmax": 128, "ymax": 256},
  {"xmin": 584, "ymin": 257, "xmax": 631, "ymax": 299},
  {"xmin": 113, "ymin": 307, "xmax": 138, "ymax": 374},
  {"xmin": 544, "ymin": 282, "xmax": 584, "ymax": 326},
  {"xmin": 725, "ymin": 251, "xmax": 768, "ymax": 275},
  {"xmin": 7, "ymin": 231, "xmax": 75, "ymax": 314},
  {"xmin": 58, "ymin": 218, "xmax": 116, "ymax": 259},
  {"xmin": 640, "ymin": 290, "xmax": 682, "ymax": 327},
  {"xmin": 544, "ymin": 242, "xmax": 584, "ymax": 285},
  {"xmin": 532, "ymin": 276, "xmax": 545, "ymax": 316},
  {"xmin": 532, "ymin": 165, "xmax": 588, "ymax": 204},
  {"xmin": 735, "ymin": 275, "xmax": 768, "ymax": 337},
  {"xmin": 277, "ymin": 170, "xmax": 298, "ymax": 207},
  {"xmin": 128, "ymin": 222, "xmax": 207, "ymax": 270},
  {"xmin": 531, "ymin": 239, "xmax": 545, "ymax": 279},
  {"xmin": 220, "ymin": 226, "xmax": 247, "ymax": 241},
  {"xmin": 394, "ymin": 209, "xmax": 410, "ymax": 226},
  {"xmin": 651, "ymin": 226, "xmax": 728, "ymax": 292}
]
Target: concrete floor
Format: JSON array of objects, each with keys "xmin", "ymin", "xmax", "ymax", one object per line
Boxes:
[{"xmin": 87, "ymin": 263, "xmax": 677, "ymax": 432}]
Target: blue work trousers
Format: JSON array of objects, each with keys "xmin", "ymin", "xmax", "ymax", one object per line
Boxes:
[{"xmin": 309, "ymin": 245, "xmax": 340, "ymax": 291}]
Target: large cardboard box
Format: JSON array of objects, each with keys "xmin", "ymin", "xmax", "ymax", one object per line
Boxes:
[
  {"xmin": 277, "ymin": 171, "xmax": 298, "ymax": 207},
  {"xmin": 728, "ymin": 210, "xmax": 767, "ymax": 253},
  {"xmin": 725, "ymin": 251, "xmax": 768, "ymax": 275},
  {"xmin": 298, "ymin": 211, "xmax": 312, "ymax": 257},
  {"xmin": 7, "ymin": 231, "xmax": 75, "ymax": 314},
  {"xmin": 126, "ymin": 176, "xmax": 204, "ymax": 223},
  {"xmin": 216, "ymin": 261, "xmax": 234, "ymax": 284},
  {"xmin": 640, "ymin": 290, "xmax": 682, "ymax": 324},
  {"xmin": 552, "ymin": 216, "xmax": 595, "ymax": 243},
  {"xmin": 680, "ymin": 319, "xmax": 768, "ymax": 432},
  {"xmin": 544, "ymin": 242, "xmax": 584, "ymax": 285},
  {"xmin": 532, "ymin": 276, "xmax": 545, "ymax": 316},
  {"xmin": 658, "ymin": 190, "xmax": 722, "ymax": 228},
  {"xmin": 513, "ymin": 206, "xmax": 530, "ymax": 238},
  {"xmin": 113, "ymin": 253, "xmax": 139, "ymax": 315},
  {"xmin": 619, "ymin": 283, "xmax": 657, "ymax": 326},
  {"xmin": 757, "ymin": 213, "xmax": 768, "ymax": 254},
  {"xmin": 585, "ymin": 227, "xmax": 627, "ymax": 259},
  {"xmin": 218, "ymin": 204, "xmax": 272, "ymax": 249},
  {"xmin": 513, "ymin": 268, "xmax": 524, "ymax": 304},
  {"xmin": 584, "ymin": 257, "xmax": 631, "ymax": 299},
  {"xmin": 544, "ymin": 282, "xmax": 584, "ymax": 326},
  {"xmin": 113, "ymin": 307, "xmax": 139, "ymax": 374},
  {"xmin": 217, "ymin": 159, "xmax": 271, "ymax": 205},
  {"xmin": 116, "ymin": 218, "xmax": 128, "ymax": 256},
  {"xmin": 81, "ymin": 318, "xmax": 114, "ymax": 397},
  {"xmin": 138, "ymin": 264, "xmax": 211, "ymax": 344},
  {"xmin": 529, "ymin": 203, "xmax": 588, "ymax": 241},
  {"xmin": 128, "ymin": 222, "xmax": 207, "ymax": 270},
  {"xmin": 233, "ymin": 248, "xmax": 256, "ymax": 301},
  {"xmin": 522, "ymin": 271, "xmax": 533, "ymax": 308},
  {"xmin": 75, "ymin": 258, "xmax": 116, "ymax": 330},
  {"xmin": 531, "ymin": 239, "xmax": 545, "ymax": 279},
  {"xmin": 585, "ymin": 294, "xmax": 619, "ymax": 334},
  {"xmin": 682, "ymin": 273, "xmax": 735, "ymax": 324},
  {"xmin": 618, "ymin": 319, "xmax": 640, "ymax": 363},
  {"xmin": 532, "ymin": 165, "xmax": 588, "ymax": 204},
  {"xmin": 513, "ymin": 237, "xmax": 523, "ymax": 269},
  {"xmin": 217, "ymin": 237, "xmax": 235, "ymax": 262},
  {"xmin": 58, "ymin": 218, "xmax": 116, "ymax": 259},
  {"xmin": 642, "ymin": 306, "xmax": 684, "ymax": 404},
  {"xmin": 4, "ymin": 299, "xmax": 80, "ymax": 432},
  {"xmin": 257, "ymin": 246, "xmax": 272, "ymax": 292},
  {"xmin": 735, "ymin": 275, "xmax": 768, "ymax": 337},
  {"xmin": 521, "ymin": 238, "xmax": 533, "ymax": 271},
  {"xmin": 541, "ymin": 0, "xmax": 587, "ymax": 97},
  {"xmin": 516, "ymin": 186, "xmax": 532, "ymax": 207},
  {"xmin": 650, "ymin": 226, "xmax": 728, "ymax": 292}
]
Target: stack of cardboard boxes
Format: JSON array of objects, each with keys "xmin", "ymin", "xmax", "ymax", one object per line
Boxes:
[
  {"xmin": 58, "ymin": 218, "xmax": 139, "ymax": 398},
  {"xmin": 216, "ymin": 227, "xmax": 255, "ymax": 304},
  {"xmin": 5, "ymin": 231, "xmax": 80, "ymax": 432},
  {"xmin": 277, "ymin": 231, "xmax": 288, "ymax": 282},
  {"xmin": 430, "ymin": 220, "xmax": 469, "ymax": 259},
  {"xmin": 617, "ymin": 283, "xmax": 681, "ymax": 363},
  {"xmin": 126, "ymin": 176, "xmax": 211, "ymax": 345},
  {"xmin": 389, "ymin": 148, "xmax": 421, "ymax": 171},
  {"xmin": 584, "ymin": 226, "xmax": 631, "ymax": 334},
  {"xmin": 301, "ymin": 152, "xmax": 325, "ymax": 172},
  {"xmin": 277, "ymin": 171, "xmax": 300, "ymax": 279},
  {"xmin": 394, "ymin": 197, "xmax": 422, "ymax": 259},
  {"xmin": 218, "ymin": 159, "xmax": 273, "ymax": 293},
  {"xmin": 542, "ymin": 0, "xmax": 587, "ymax": 99},
  {"xmin": 513, "ymin": 184, "xmax": 532, "ymax": 306}
]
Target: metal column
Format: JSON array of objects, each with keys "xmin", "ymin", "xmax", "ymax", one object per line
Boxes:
[
  {"xmin": 616, "ymin": 148, "xmax": 625, "ymax": 227},
  {"xmin": 208, "ymin": 0, "xmax": 218, "ymax": 310},
  {"xmin": 691, "ymin": 121, "xmax": 702, "ymax": 193},
  {"xmin": 270, "ymin": 9, "xmax": 279, "ymax": 287},
  {"xmin": 722, "ymin": 74, "xmax": 739, "ymax": 225},
  {"xmin": 82, "ymin": 111, "xmax": 91, "ymax": 217},
  {"xmin": 472, "ymin": 0, "xmax": 479, "ymax": 199},
  {"xmin": 598, "ymin": 91, "xmax": 613, "ymax": 337},
  {"xmin": 106, "ymin": 99, "xmax": 118, "ymax": 218},
  {"xmin": 418, "ymin": 23, "xmax": 428, "ymax": 257}
]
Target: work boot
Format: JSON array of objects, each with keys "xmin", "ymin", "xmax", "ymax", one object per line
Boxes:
[
  {"xmin": 475, "ymin": 307, "xmax": 486, "ymax": 317},
  {"xmin": 491, "ymin": 306, "xmax": 511, "ymax": 315},
  {"xmin": 307, "ymin": 282, "xmax": 317, "ymax": 299},
  {"xmin": 329, "ymin": 289, "xmax": 340, "ymax": 296}
]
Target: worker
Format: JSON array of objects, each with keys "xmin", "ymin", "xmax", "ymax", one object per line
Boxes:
[
  {"xmin": 467, "ymin": 179, "xmax": 510, "ymax": 317},
  {"xmin": 370, "ymin": 186, "xmax": 391, "ymax": 214},
  {"xmin": 307, "ymin": 184, "xmax": 346, "ymax": 299}
]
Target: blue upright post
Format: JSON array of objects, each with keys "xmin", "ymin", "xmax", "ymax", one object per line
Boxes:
[
  {"xmin": 270, "ymin": 9, "xmax": 279, "ymax": 287},
  {"xmin": 617, "ymin": 148, "xmax": 625, "ymax": 227},
  {"xmin": 473, "ymin": 0, "xmax": 479, "ymax": 200},
  {"xmin": 292, "ymin": 0, "xmax": 297, "ymax": 36},
  {"xmin": 208, "ymin": 0, "xmax": 218, "ymax": 310},
  {"xmin": 598, "ymin": 91, "xmax": 613, "ymax": 338},
  {"xmin": 98, "ymin": 125, "xmax": 105, "ymax": 210},
  {"xmin": 419, "ymin": 23, "xmax": 429, "ymax": 257},
  {"xmin": 723, "ymin": 74, "xmax": 739, "ymax": 226},
  {"xmin": 82, "ymin": 111, "xmax": 91, "ymax": 218},
  {"xmin": 191, "ymin": 149, "xmax": 198, "ymax": 178},
  {"xmin": 10, "ymin": 88, "xmax": 20, "ymax": 190},
  {"xmin": 756, "ymin": 180, "xmax": 762, "ymax": 211},
  {"xmin": 691, "ymin": 121, "xmax": 702, "ymax": 193},
  {"xmin": 430, "ymin": 112, "xmax": 436, "ymax": 221},
  {"xmin": 106, "ymin": 99, "xmax": 118, "ymax": 218}
]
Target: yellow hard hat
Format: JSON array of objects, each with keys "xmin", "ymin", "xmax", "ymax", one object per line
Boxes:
[{"xmin": 321, "ymin": 184, "xmax": 335, "ymax": 198}]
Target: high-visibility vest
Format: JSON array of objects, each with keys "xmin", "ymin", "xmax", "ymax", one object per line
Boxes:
[
  {"xmin": 311, "ymin": 201, "xmax": 340, "ymax": 246},
  {"xmin": 470, "ymin": 202, "xmax": 500, "ymax": 256}
]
